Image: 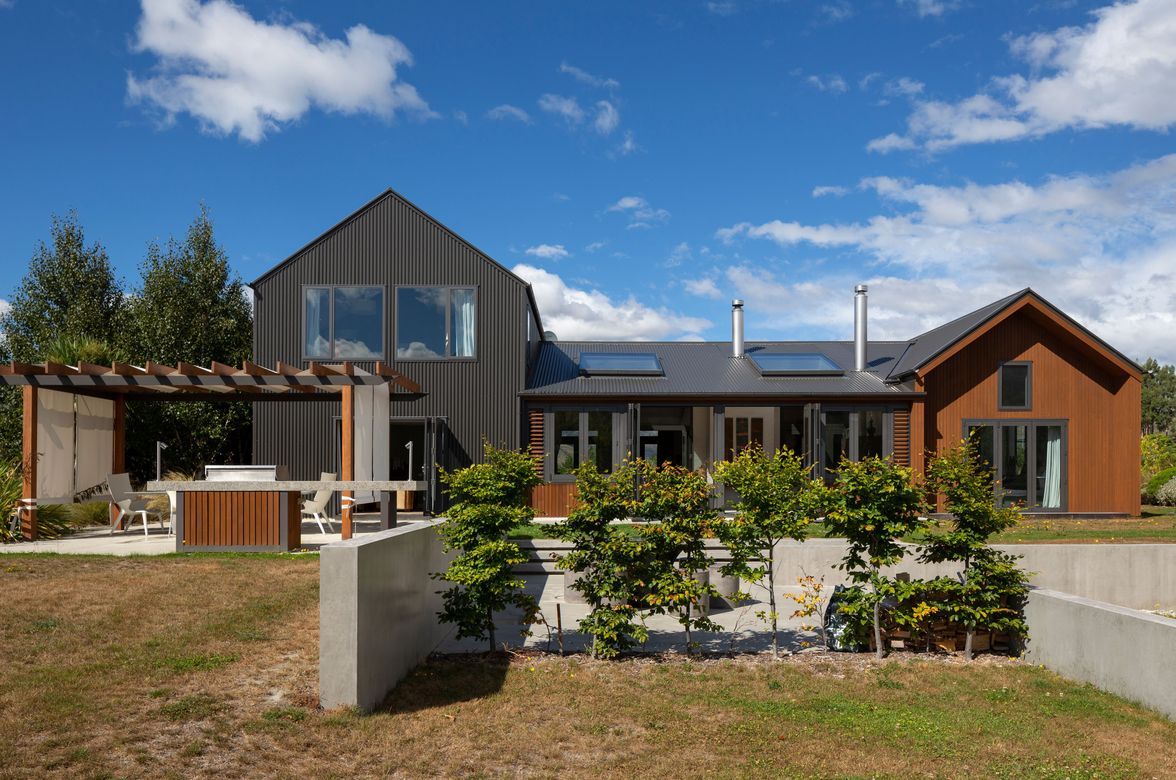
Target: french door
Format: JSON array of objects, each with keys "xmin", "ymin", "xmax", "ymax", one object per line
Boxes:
[{"xmin": 964, "ymin": 420, "xmax": 1067, "ymax": 510}]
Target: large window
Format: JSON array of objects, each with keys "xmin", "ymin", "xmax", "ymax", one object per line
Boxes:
[
  {"xmin": 549, "ymin": 409, "xmax": 615, "ymax": 479},
  {"xmin": 303, "ymin": 286, "xmax": 384, "ymax": 360},
  {"xmin": 819, "ymin": 407, "xmax": 892, "ymax": 476},
  {"xmin": 999, "ymin": 361, "xmax": 1032, "ymax": 410},
  {"xmin": 396, "ymin": 286, "xmax": 477, "ymax": 360},
  {"xmin": 966, "ymin": 420, "xmax": 1065, "ymax": 509}
]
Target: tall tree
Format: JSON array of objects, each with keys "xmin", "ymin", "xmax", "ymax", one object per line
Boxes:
[
  {"xmin": 0, "ymin": 212, "xmax": 122, "ymax": 461},
  {"xmin": 1141, "ymin": 358, "xmax": 1176, "ymax": 434},
  {"xmin": 118, "ymin": 206, "xmax": 253, "ymax": 479}
]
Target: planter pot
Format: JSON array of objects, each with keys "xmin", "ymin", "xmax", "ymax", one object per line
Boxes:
[{"xmin": 708, "ymin": 566, "xmax": 741, "ymax": 610}]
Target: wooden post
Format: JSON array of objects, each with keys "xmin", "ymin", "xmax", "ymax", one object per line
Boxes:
[
  {"xmin": 21, "ymin": 386, "xmax": 37, "ymax": 541},
  {"xmin": 340, "ymin": 385, "xmax": 354, "ymax": 540}
]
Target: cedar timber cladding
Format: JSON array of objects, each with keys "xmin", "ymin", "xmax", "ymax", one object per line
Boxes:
[
  {"xmin": 250, "ymin": 190, "xmax": 541, "ymax": 480},
  {"xmin": 892, "ymin": 407, "xmax": 911, "ymax": 467},
  {"xmin": 527, "ymin": 407, "xmax": 544, "ymax": 477},
  {"xmin": 919, "ymin": 305, "xmax": 1141, "ymax": 515}
]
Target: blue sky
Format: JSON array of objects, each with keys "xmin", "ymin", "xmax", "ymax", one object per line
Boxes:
[{"xmin": 1, "ymin": 0, "xmax": 1174, "ymax": 360}]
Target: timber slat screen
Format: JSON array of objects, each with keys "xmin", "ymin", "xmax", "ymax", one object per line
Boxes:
[{"xmin": 181, "ymin": 491, "xmax": 299, "ymax": 551}]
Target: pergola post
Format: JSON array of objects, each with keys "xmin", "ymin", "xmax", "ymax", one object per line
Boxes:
[
  {"xmin": 340, "ymin": 385, "xmax": 355, "ymax": 540},
  {"xmin": 21, "ymin": 386, "xmax": 37, "ymax": 541}
]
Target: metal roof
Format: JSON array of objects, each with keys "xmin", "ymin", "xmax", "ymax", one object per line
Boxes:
[{"xmin": 523, "ymin": 341, "xmax": 920, "ymax": 398}]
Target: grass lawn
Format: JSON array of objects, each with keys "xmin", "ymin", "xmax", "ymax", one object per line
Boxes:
[
  {"xmin": 2, "ymin": 555, "xmax": 1175, "ymax": 779},
  {"xmin": 513, "ymin": 510, "xmax": 1176, "ymax": 544}
]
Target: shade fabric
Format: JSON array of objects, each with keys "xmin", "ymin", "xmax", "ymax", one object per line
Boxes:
[
  {"xmin": 75, "ymin": 395, "xmax": 114, "ymax": 495},
  {"xmin": 352, "ymin": 379, "xmax": 391, "ymax": 504},
  {"xmin": 36, "ymin": 389, "xmax": 76, "ymax": 501}
]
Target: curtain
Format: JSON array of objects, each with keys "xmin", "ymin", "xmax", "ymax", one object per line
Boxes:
[
  {"xmin": 36, "ymin": 390, "xmax": 76, "ymax": 501},
  {"xmin": 452, "ymin": 288, "xmax": 476, "ymax": 357},
  {"xmin": 1042, "ymin": 427, "xmax": 1062, "ymax": 508},
  {"xmin": 75, "ymin": 396, "xmax": 114, "ymax": 495},
  {"xmin": 354, "ymin": 385, "xmax": 375, "ymax": 505}
]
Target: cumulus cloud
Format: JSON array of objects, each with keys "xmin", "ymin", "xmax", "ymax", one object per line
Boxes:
[
  {"xmin": 513, "ymin": 264, "xmax": 711, "ymax": 341},
  {"xmin": 872, "ymin": 0, "xmax": 1176, "ymax": 151},
  {"xmin": 717, "ymin": 154, "xmax": 1176, "ymax": 361},
  {"xmin": 806, "ymin": 73, "xmax": 848, "ymax": 93},
  {"xmin": 126, "ymin": 0, "xmax": 433, "ymax": 142},
  {"xmin": 559, "ymin": 62, "xmax": 619, "ymax": 90},
  {"xmin": 487, "ymin": 104, "xmax": 531, "ymax": 123},
  {"xmin": 524, "ymin": 243, "xmax": 570, "ymax": 260},
  {"xmin": 593, "ymin": 100, "xmax": 620, "ymax": 135},
  {"xmin": 817, "ymin": 1, "xmax": 854, "ymax": 23},
  {"xmin": 608, "ymin": 196, "xmax": 671, "ymax": 229},
  {"xmin": 682, "ymin": 276, "xmax": 724, "ymax": 299},
  {"xmin": 812, "ymin": 185, "xmax": 849, "ymax": 198},
  {"xmin": 538, "ymin": 93, "xmax": 585, "ymax": 124}
]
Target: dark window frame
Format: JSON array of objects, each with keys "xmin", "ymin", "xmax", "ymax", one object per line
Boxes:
[
  {"xmin": 393, "ymin": 284, "xmax": 479, "ymax": 362},
  {"xmin": 301, "ymin": 284, "xmax": 386, "ymax": 362},
  {"xmin": 816, "ymin": 405, "xmax": 895, "ymax": 478},
  {"xmin": 998, "ymin": 360, "xmax": 1033, "ymax": 411},
  {"xmin": 542, "ymin": 406, "xmax": 626, "ymax": 482},
  {"xmin": 962, "ymin": 418, "xmax": 1068, "ymax": 511}
]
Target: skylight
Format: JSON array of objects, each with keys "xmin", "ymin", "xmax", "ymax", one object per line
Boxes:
[
  {"xmin": 750, "ymin": 352, "xmax": 844, "ymax": 376},
  {"xmin": 579, "ymin": 352, "xmax": 664, "ymax": 376}
]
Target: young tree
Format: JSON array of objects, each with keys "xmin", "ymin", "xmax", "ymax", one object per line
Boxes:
[
  {"xmin": 0, "ymin": 212, "xmax": 122, "ymax": 461},
  {"xmin": 555, "ymin": 460, "xmax": 650, "ymax": 658},
  {"xmin": 633, "ymin": 460, "xmax": 721, "ymax": 653},
  {"xmin": 922, "ymin": 439, "xmax": 1030, "ymax": 659},
  {"xmin": 713, "ymin": 445, "xmax": 829, "ymax": 658},
  {"xmin": 433, "ymin": 443, "xmax": 541, "ymax": 650},
  {"xmin": 825, "ymin": 456, "xmax": 927, "ymax": 659},
  {"xmin": 117, "ymin": 206, "xmax": 253, "ymax": 478}
]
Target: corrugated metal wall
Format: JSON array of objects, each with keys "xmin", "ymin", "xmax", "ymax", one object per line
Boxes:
[{"xmin": 251, "ymin": 191, "xmax": 532, "ymax": 482}]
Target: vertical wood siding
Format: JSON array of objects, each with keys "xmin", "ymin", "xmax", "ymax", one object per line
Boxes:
[
  {"xmin": 892, "ymin": 407, "xmax": 911, "ymax": 467},
  {"xmin": 181, "ymin": 490, "xmax": 295, "ymax": 549},
  {"xmin": 920, "ymin": 309, "xmax": 1140, "ymax": 514},
  {"xmin": 531, "ymin": 482, "xmax": 578, "ymax": 517},
  {"xmin": 527, "ymin": 407, "xmax": 544, "ymax": 477},
  {"xmin": 251, "ymin": 192, "xmax": 532, "ymax": 481}
]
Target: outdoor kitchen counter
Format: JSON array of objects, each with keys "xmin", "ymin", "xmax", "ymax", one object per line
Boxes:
[{"xmin": 147, "ymin": 480, "xmax": 426, "ymax": 552}]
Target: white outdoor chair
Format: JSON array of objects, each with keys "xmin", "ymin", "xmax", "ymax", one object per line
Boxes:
[
  {"xmin": 107, "ymin": 473, "xmax": 165, "ymax": 537},
  {"xmin": 302, "ymin": 472, "xmax": 337, "ymax": 534}
]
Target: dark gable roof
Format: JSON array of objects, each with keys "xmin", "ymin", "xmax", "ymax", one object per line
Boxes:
[
  {"xmin": 249, "ymin": 187, "xmax": 545, "ymax": 337},
  {"xmin": 523, "ymin": 340, "xmax": 919, "ymax": 398},
  {"xmin": 886, "ymin": 287, "xmax": 1142, "ymax": 380}
]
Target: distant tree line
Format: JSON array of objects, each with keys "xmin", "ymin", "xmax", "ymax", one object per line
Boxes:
[
  {"xmin": 0, "ymin": 208, "xmax": 252, "ymax": 484},
  {"xmin": 1142, "ymin": 358, "xmax": 1176, "ymax": 435}
]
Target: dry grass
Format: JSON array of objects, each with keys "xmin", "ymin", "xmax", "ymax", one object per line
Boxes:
[{"xmin": 2, "ymin": 555, "xmax": 1174, "ymax": 779}]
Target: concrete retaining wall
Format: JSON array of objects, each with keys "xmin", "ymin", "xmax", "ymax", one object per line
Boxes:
[
  {"xmin": 1023, "ymin": 589, "xmax": 1176, "ymax": 720},
  {"xmin": 319, "ymin": 520, "xmax": 454, "ymax": 711}
]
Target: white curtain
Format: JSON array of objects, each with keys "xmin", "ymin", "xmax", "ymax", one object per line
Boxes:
[
  {"xmin": 36, "ymin": 390, "xmax": 76, "ymax": 501},
  {"xmin": 1042, "ymin": 427, "xmax": 1062, "ymax": 508},
  {"xmin": 354, "ymin": 385, "xmax": 375, "ymax": 504},
  {"xmin": 453, "ymin": 288, "xmax": 476, "ymax": 357},
  {"xmin": 75, "ymin": 396, "xmax": 114, "ymax": 494}
]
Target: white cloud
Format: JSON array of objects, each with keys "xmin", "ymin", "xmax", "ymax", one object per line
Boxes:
[
  {"xmin": 593, "ymin": 100, "xmax": 620, "ymax": 135},
  {"xmin": 126, "ymin": 0, "xmax": 433, "ymax": 142},
  {"xmin": 585, "ymin": 240, "xmax": 607, "ymax": 252},
  {"xmin": 452, "ymin": 110, "xmax": 468, "ymax": 125},
  {"xmin": 806, "ymin": 73, "xmax": 848, "ymax": 93},
  {"xmin": 873, "ymin": 0, "xmax": 1176, "ymax": 151},
  {"xmin": 683, "ymin": 276, "xmax": 724, "ymax": 300},
  {"xmin": 608, "ymin": 196, "xmax": 671, "ymax": 229},
  {"xmin": 486, "ymin": 104, "xmax": 532, "ymax": 123},
  {"xmin": 898, "ymin": 0, "xmax": 959, "ymax": 17},
  {"xmin": 559, "ymin": 62, "xmax": 619, "ymax": 90},
  {"xmin": 513, "ymin": 264, "xmax": 711, "ymax": 341},
  {"xmin": 538, "ymin": 93, "xmax": 585, "ymax": 124},
  {"xmin": 524, "ymin": 243, "xmax": 570, "ymax": 260},
  {"xmin": 615, "ymin": 130, "xmax": 640, "ymax": 156},
  {"xmin": 884, "ymin": 77, "xmax": 925, "ymax": 98},
  {"xmin": 0, "ymin": 298, "xmax": 10, "ymax": 319},
  {"xmin": 717, "ymin": 154, "xmax": 1176, "ymax": 361},
  {"xmin": 866, "ymin": 132, "xmax": 918, "ymax": 153},
  {"xmin": 812, "ymin": 185, "xmax": 849, "ymax": 197},
  {"xmin": 707, "ymin": 1, "xmax": 738, "ymax": 16},
  {"xmin": 817, "ymin": 1, "xmax": 854, "ymax": 23},
  {"xmin": 665, "ymin": 242, "xmax": 692, "ymax": 267}
]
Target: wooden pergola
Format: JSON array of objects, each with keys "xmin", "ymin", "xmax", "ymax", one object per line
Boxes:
[{"xmin": 0, "ymin": 360, "xmax": 423, "ymax": 541}]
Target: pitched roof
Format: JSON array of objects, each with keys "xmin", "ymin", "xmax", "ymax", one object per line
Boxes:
[{"xmin": 523, "ymin": 340, "xmax": 920, "ymax": 398}]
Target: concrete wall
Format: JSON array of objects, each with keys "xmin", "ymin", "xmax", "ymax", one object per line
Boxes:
[
  {"xmin": 320, "ymin": 520, "xmax": 454, "ymax": 711},
  {"xmin": 1023, "ymin": 589, "xmax": 1176, "ymax": 720}
]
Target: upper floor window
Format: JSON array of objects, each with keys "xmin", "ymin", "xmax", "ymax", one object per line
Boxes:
[
  {"xmin": 999, "ymin": 361, "xmax": 1032, "ymax": 410},
  {"xmin": 303, "ymin": 286, "xmax": 384, "ymax": 360},
  {"xmin": 396, "ymin": 286, "xmax": 477, "ymax": 360}
]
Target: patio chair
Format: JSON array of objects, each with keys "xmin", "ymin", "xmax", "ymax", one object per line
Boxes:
[
  {"xmin": 302, "ymin": 472, "xmax": 337, "ymax": 534},
  {"xmin": 107, "ymin": 473, "xmax": 165, "ymax": 537}
]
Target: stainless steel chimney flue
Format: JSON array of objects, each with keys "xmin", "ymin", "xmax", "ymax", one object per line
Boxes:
[
  {"xmin": 854, "ymin": 284, "xmax": 868, "ymax": 372},
  {"xmin": 732, "ymin": 299, "xmax": 745, "ymax": 358}
]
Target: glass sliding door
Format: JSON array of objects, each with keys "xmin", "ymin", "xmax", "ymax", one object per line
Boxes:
[
  {"xmin": 817, "ymin": 407, "xmax": 893, "ymax": 479},
  {"xmin": 724, "ymin": 414, "xmax": 765, "ymax": 459},
  {"xmin": 822, "ymin": 411, "xmax": 851, "ymax": 474},
  {"xmin": 964, "ymin": 420, "xmax": 1067, "ymax": 510}
]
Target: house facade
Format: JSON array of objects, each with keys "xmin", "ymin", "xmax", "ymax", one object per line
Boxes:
[{"xmin": 250, "ymin": 189, "xmax": 1142, "ymax": 517}]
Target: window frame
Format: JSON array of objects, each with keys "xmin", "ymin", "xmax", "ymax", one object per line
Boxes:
[
  {"xmin": 816, "ymin": 405, "xmax": 895, "ymax": 479},
  {"xmin": 998, "ymin": 360, "xmax": 1033, "ymax": 411},
  {"xmin": 962, "ymin": 418, "xmax": 1068, "ymax": 511},
  {"xmin": 301, "ymin": 284, "xmax": 386, "ymax": 362},
  {"xmin": 393, "ymin": 284, "xmax": 479, "ymax": 362},
  {"xmin": 542, "ymin": 406, "xmax": 626, "ymax": 482}
]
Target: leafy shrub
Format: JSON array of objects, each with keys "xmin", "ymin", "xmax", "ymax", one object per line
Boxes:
[
  {"xmin": 1144, "ymin": 466, "xmax": 1176, "ymax": 503},
  {"xmin": 0, "ymin": 459, "xmax": 73, "ymax": 542},
  {"xmin": 1156, "ymin": 477, "xmax": 1176, "ymax": 507},
  {"xmin": 1141, "ymin": 433, "xmax": 1176, "ymax": 484},
  {"xmin": 69, "ymin": 500, "xmax": 111, "ymax": 528},
  {"xmin": 433, "ymin": 442, "xmax": 541, "ymax": 650}
]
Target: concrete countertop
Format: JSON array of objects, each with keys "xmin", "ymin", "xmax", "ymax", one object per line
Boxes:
[{"xmin": 146, "ymin": 480, "xmax": 426, "ymax": 492}]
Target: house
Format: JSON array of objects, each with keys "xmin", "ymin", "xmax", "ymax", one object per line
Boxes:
[{"xmin": 250, "ymin": 189, "xmax": 1142, "ymax": 517}]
